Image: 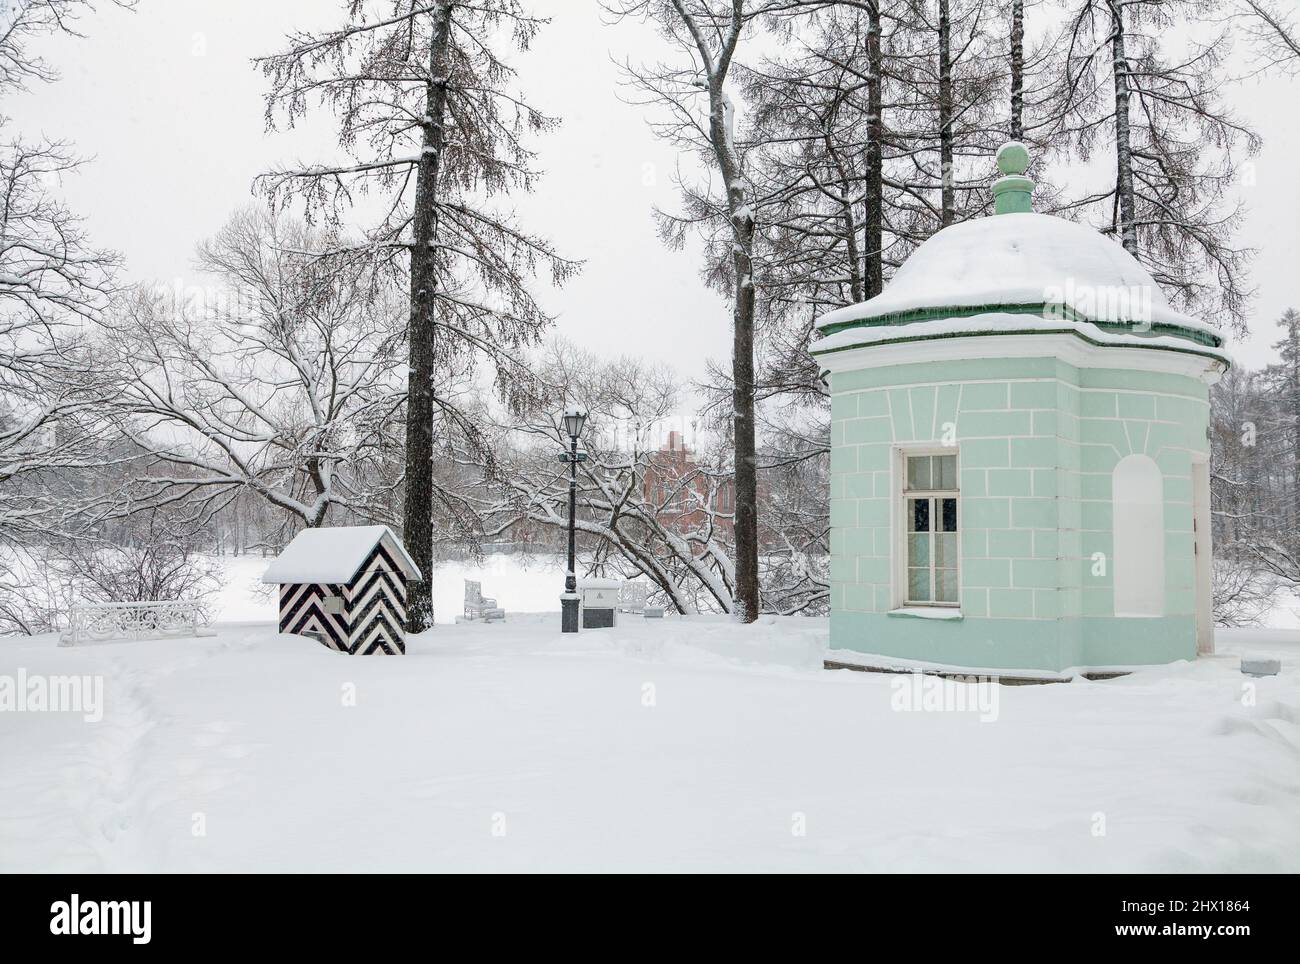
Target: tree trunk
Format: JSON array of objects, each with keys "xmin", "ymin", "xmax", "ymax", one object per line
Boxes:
[
  {"xmin": 1289, "ymin": 313, "xmax": 1300, "ymax": 538},
  {"xmin": 403, "ymin": 1, "xmax": 454, "ymax": 632},
  {"xmin": 865, "ymin": 0, "xmax": 884, "ymax": 296},
  {"xmin": 840, "ymin": 164, "xmax": 864, "ymax": 303},
  {"xmin": 1010, "ymin": 0, "xmax": 1024, "ymax": 140},
  {"xmin": 731, "ymin": 195, "xmax": 760, "ymax": 623},
  {"xmin": 839, "ymin": 15, "xmax": 864, "ymax": 303},
  {"xmin": 708, "ymin": 83, "xmax": 760, "ymax": 623},
  {"xmin": 1108, "ymin": 0, "xmax": 1138, "ymax": 255},
  {"xmin": 938, "ymin": 0, "xmax": 954, "ymax": 226}
]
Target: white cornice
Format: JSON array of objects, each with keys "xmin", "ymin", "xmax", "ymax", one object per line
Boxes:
[{"xmin": 816, "ymin": 333, "xmax": 1226, "ymax": 385}]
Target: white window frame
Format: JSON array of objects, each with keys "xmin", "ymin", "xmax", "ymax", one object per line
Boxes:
[{"xmin": 895, "ymin": 447, "xmax": 960, "ymax": 609}]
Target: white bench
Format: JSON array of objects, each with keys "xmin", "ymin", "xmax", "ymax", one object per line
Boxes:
[
  {"xmin": 464, "ymin": 580, "xmax": 498, "ymax": 620},
  {"xmin": 59, "ymin": 600, "xmax": 212, "ymax": 647}
]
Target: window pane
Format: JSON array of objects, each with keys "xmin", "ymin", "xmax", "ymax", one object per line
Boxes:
[
  {"xmin": 936, "ymin": 568, "xmax": 958, "ymax": 602},
  {"xmin": 934, "ymin": 532, "xmax": 957, "ymax": 569},
  {"xmin": 908, "ymin": 533, "xmax": 930, "ymax": 568},
  {"xmin": 907, "ymin": 456, "xmax": 931, "ymax": 491},
  {"xmin": 909, "ymin": 498, "xmax": 930, "ymax": 532},
  {"xmin": 941, "ymin": 497, "xmax": 958, "ymax": 532},
  {"xmin": 908, "ymin": 568, "xmax": 932, "ymax": 602},
  {"xmin": 937, "ymin": 454, "xmax": 957, "ymax": 490}
]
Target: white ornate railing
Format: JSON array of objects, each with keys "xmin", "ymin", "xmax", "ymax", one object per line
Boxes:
[
  {"xmin": 618, "ymin": 581, "xmax": 648, "ymax": 613},
  {"xmin": 59, "ymin": 600, "xmax": 212, "ymax": 647}
]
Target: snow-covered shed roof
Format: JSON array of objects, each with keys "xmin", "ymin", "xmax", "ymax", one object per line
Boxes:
[
  {"xmin": 812, "ymin": 143, "xmax": 1226, "ymax": 363},
  {"xmin": 262, "ymin": 525, "xmax": 421, "ymax": 584}
]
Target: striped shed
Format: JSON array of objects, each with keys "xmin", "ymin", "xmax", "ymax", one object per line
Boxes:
[{"xmin": 262, "ymin": 526, "xmax": 421, "ymax": 655}]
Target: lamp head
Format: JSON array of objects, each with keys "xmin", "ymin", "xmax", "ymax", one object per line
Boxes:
[{"xmin": 562, "ymin": 408, "xmax": 587, "ymax": 439}]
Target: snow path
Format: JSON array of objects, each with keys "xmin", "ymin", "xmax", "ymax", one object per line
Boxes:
[{"xmin": 2, "ymin": 617, "xmax": 1298, "ymax": 872}]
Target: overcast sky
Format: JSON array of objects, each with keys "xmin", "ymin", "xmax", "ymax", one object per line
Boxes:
[{"xmin": 10, "ymin": 0, "xmax": 1300, "ymax": 378}]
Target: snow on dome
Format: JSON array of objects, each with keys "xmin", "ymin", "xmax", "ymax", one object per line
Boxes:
[
  {"xmin": 814, "ymin": 212, "xmax": 1223, "ymax": 344},
  {"xmin": 262, "ymin": 525, "xmax": 421, "ymax": 584}
]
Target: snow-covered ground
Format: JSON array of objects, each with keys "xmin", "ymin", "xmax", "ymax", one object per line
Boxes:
[{"xmin": 2, "ymin": 607, "xmax": 1297, "ymax": 872}]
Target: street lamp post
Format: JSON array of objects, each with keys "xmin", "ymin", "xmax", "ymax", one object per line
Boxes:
[{"xmin": 560, "ymin": 408, "xmax": 587, "ymax": 633}]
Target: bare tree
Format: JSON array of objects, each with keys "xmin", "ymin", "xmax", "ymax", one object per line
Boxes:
[
  {"xmin": 1209, "ymin": 357, "xmax": 1296, "ymax": 623},
  {"xmin": 478, "ymin": 343, "xmax": 741, "ymax": 614},
  {"xmin": 862, "ymin": 0, "xmax": 884, "ymax": 297},
  {"xmin": 1212, "ymin": 557, "xmax": 1279, "ymax": 627},
  {"xmin": 607, "ymin": 0, "xmax": 780, "ymax": 622},
  {"xmin": 256, "ymin": 1, "xmax": 578, "ymax": 630},
  {"xmin": 1010, "ymin": 0, "xmax": 1024, "ymax": 138},
  {"xmin": 743, "ymin": 8, "xmax": 888, "ymax": 319},
  {"xmin": 0, "ymin": 0, "xmax": 123, "ymax": 614},
  {"xmin": 95, "ymin": 209, "xmax": 407, "ymax": 537},
  {"xmin": 474, "ymin": 340, "xmax": 829, "ymax": 615},
  {"xmin": 892, "ymin": 0, "xmax": 1007, "ymax": 230},
  {"xmin": 740, "ymin": 0, "xmax": 1007, "ymax": 395},
  {"xmin": 724, "ymin": 3, "xmax": 999, "ymax": 614},
  {"xmin": 0, "ymin": 140, "xmax": 115, "ymax": 489},
  {"xmin": 50, "ymin": 515, "xmax": 223, "ymax": 610},
  {"xmin": 0, "ymin": 0, "xmax": 132, "ymax": 93},
  {"xmin": 0, "ymin": 544, "xmax": 67, "ymax": 635},
  {"xmin": 0, "ymin": 507, "xmax": 223, "ymax": 636},
  {"xmin": 1232, "ymin": 0, "xmax": 1300, "ymax": 75},
  {"xmin": 1, "ymin": 0, "xmax": 122, "ymax": 496},
  {"xmin": 1258, "ymin": 308, "xmax": 1300, "ymax": 546},
  {"xmin": 755, "ymin": 413, "xmax": 829, "ymax": 614},
  {"xmin": 1047, "ymin": 0, "xmax": 1259, "ymax": 332}
]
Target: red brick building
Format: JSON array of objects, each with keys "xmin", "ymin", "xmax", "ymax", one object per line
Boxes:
[{"xmin": 641, "ymin": 431, "xmax": 734, "ymax": 536}]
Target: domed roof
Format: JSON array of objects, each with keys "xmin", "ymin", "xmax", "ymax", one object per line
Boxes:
[{"xmin": 812, "ymin": 145, "xmax": 1226, "ymax": 363}]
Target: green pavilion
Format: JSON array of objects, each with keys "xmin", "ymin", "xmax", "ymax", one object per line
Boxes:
[{"xmin": 813, "ymin": 142, "xmax": 1228, "ymax": 674}]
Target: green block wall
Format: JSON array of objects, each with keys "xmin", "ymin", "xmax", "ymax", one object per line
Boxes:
[{"xmin": 828, "ymin": 356, "xmax": 1209, "ymax": 672}]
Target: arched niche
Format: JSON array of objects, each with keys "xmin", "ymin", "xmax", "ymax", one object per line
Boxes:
[{"xmin": 1112, "ymin": 453, "xmax": 1165, "ymax": 617}]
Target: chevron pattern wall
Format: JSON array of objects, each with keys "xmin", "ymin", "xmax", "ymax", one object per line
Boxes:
[
  {"xmin": 277, "ymin": 539, "xmax": 408, "ymax": 655},
  {"xmin": 347, "ymin": 541, "xmax": 407, "ymax": 655},
  {"xmin": 279, "ymin": 582, "xmax": 349, "ymax": 650}
]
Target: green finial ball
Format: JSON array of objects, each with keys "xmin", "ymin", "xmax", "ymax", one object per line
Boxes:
[{"xmin": 996, "ymin": 141, "xmax": 1030, "ymax": 176}]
